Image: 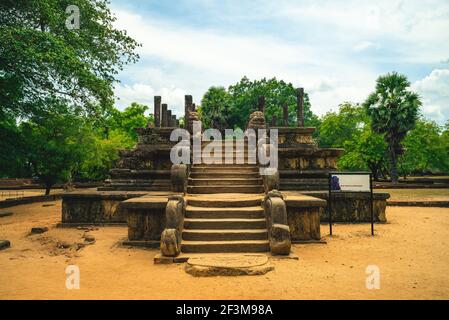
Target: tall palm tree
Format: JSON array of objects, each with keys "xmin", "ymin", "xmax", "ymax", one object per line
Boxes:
[{"xmin": 363, "ymin": 72, "xmax": 421, "ymax": 183}]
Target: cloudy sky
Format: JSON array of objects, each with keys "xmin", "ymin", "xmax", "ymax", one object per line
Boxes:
[{"xmin": 110, "ymin": 0, "xmax": 449, "ymax": 125}]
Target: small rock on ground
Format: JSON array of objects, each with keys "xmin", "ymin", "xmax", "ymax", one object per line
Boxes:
[
  {"xmin": 31, "ymin": 227, "xmax": 49, "ymax": 234},
  {"xmin": 0, "ymin": 212, "xmax": 13, "ymax": 218},
  {"xmin": 83, "ymin": 234, "xmax": 96, "ymax": 243},
  {"xmin": 0, "ymin": 240, "xmax": 11, "ymax": 250}
]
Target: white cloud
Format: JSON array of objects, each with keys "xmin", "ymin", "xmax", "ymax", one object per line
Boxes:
[
  {"xmin": 114, "ymin": 83, "xmax": 187, "ymax": 116},
  {"xmin": 412, "ymin": 69, "xmax": 449, "ymax": 124},
  {"xmin": 353, "ymin": 41, "xmax": 380, "ymax": 52},
  {"xmin": 109, "ymin": 1, "xmax": 449, "ymax": 123}
]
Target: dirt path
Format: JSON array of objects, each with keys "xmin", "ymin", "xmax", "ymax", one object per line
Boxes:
[{"xmin": 1, "ymin": 201, "xmax": 449, "ymax": 299}]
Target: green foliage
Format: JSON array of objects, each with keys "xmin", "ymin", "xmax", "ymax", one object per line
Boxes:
[
  {"xmin": 339, "ymin": 126, "xmax": 388, "ymax": 179},
  {"xmin": 20, "ymin": 100, "xmax": 86, "ymax": 193},
  {"xmin": 319, "ymin": 102, "xmax": 388, "ymax": 179},
  {"xmin": 399, "ymin": 119, "xmax": 449, "ymax": 176},
  {"xmin": 200, "ymin": 86, "xmax": 232, "ymax": 131},
  {"xmin": 363, "ymin": 72, "xmax": 421, "ymax": 182},
  {"xmin": 0, "ymin": 0, "xmax": 140, "ymax": 118},
  {"xmin": 0, "ymin": 111, "xmax": 28, "ymax": 178},
  {"xmin": 200, "ymin": 77, "xmax": 320, "ymax": 130},
  {"xmin": 107, "ymin": 102, "xmax": 151, "ymax": 141},
  {"xmin": 319, "ymin": 102, "xmax": 367, "ymax": 148},
  {"xmin": 76, "ymin": 127, "xmax": 134, "ymax": 180}
]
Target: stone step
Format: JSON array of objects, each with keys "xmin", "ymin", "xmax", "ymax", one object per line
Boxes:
[
  {"xmin": 190, "ymin": 167, "xmax": 259, "ymax": 173},
  {"xmin": 192, "ymin": 163, "xmax": 256, "ymax": 168},
  {"xmin": 185, "ymin": 205, "xmax": 264, "ymax": 219},
  {"xmin": 280, "ymin": 179, "xmax": 328, "ymax": 185},
  {"xmin": 187, "ymin": 185, "xmax": 264, "ymax": 194},
  {"xmin": 184, "ymin": 218, "xmax": 266, "ymax": 229},
  {"xmin": 189, "ymin": 172, "xmax": 260, "ymax": 179},
  {"xmin": 188, "ymin": 178, "xmax": 262, "ymax": 186},
  {"xmin": 98, "ymin": 185, "xmax": 171, "ymax": 191},
  {"xmin": 181, "ymin": 240, "xmax": 269, "ymax": 253},
  {"xmin": 187, "ymin": 194, "xmax": 263, "ymax": 207},
  {"xmin": 182, "ymin": 229, "xmax": 268, "ymax": 241}
]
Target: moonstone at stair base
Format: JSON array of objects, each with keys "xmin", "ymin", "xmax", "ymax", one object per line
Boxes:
[{"xmin": 185, "ymin": 254, "xmax": 274, "ymax": 277}]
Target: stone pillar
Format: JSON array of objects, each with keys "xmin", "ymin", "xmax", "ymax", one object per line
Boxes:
[
  {"xmin": 167, "ymin": 110, "xmax": 172, "ymax": 127},
  {"xmin": 154, "ymin": 96, "xmax": 161, "ymax": 127},
  {"xmin": 258, "ymin": 96, "xmax": 265, "ymax": 113},
  {"xmin": 296, "ymin": 88, "xmax": 304, "ymax": 127},
  {"xmin": 283, "ymin": 103, "xmax": 289, "ymax": 127},
  {"xmin": 171, "ymin": 115, "xmax": 177, "ymax": 127},
  {"xmin": 185, "ymin": 95, "xmax": 193, "ymax": 133},
  {"xmin": 192, "ymin": 103, "xmax": 196, "ymax": 111},
  {"xmin": 185, "ymin": 95, "xmax": 193, "ymax": 119},
  {"xmin": 161, "ymin": 104, "xmax": 168, "ymax": 127},
  {"xmin": 271, "ymin": 116, "xmax": 277, "ymax": 127}
]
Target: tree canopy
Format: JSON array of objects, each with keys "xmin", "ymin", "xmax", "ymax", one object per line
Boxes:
[
  {"xmin": 363, "ymin": 72, "xmax": 421, "ymax": 182},
  {"xmin": 0, "ymin": 0, "xmax": 140, "ymax": 119},
  {"xmin": 200, "ymin": 77, "xmax": 320, "ymax": 130}
]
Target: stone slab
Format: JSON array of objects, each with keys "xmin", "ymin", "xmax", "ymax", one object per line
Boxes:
[
  {"xmin": 283, "ymin": 192, "xmax": 327, "ymax": 208},
  {"xmin": 119, "ymin": 193, "xmax": 181, "ymax": 210},
  {"xmin": 0, "ymin": 240, "xmax": 11, "ymax": 250},
  {"xmin": 154, "ymin": 254, "xmax": 174, "ymax": 264},
  {"xmin": 0, "ymin": 212, "xmax": 13, "ymax": 218},
  {"xmin": 185, "ymin": 254, "xmax": 274, "ymax": 276}
]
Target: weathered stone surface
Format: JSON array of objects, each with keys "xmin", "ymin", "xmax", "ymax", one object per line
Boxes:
[
  {"xmin": 262, "ymin": 168, "xmax": 279, "ymax": 192},
  {"xmin": 185, "ymin": 254, "xmax": 274, "ymax": 277},
  {"xmin": 171, "ymin": 164, "xmax": 187, "ymax": 193},
  {"xmin": 0, "ymin": 212, "xmax": 13, "ymax": 218},
  {"xmin": 269, "ymin": 224, "xmax": 291, "ymax": 255},
  {"xmin": 154, "ymin": 253, "xmax": 174, "ymax": 264},
  {"xmin": 126, "ymin": 207, "xmax": 166, "ymax": 241},
  {"xmin": 61, "ymin": 191, "xmax": 147, "ymax": 225},
  {"xmin": 296, "ymin": 87, "xmax": 304, "ymax": 127},
  {"xmin": 83, "ymin": 234, "xmax": 96, "ymax": 243},
  {"xmin": 286, "ymin": 206, "xmax": 321, "ymax": 241},
  {"xmin": 57, "ymin": 241, "xmax": 71, "ymax": 249},
  {"xmin": 31, "ymin": 227, "xmax": 48, "ymax": 234},
  {"xmin": 247, "ymin": 111, "xmax": 265, "ymax": 130},
  {"xmin": 0, "ymin": 240, "xmax": 11, "ymax": 250},
  {"xmin": 264, "ymin": 191, "xmax": 291, "ymax": 255},
  {"xmin": 165, "ymin": 195, "xmax": 185, "ymax": 231},
  {"xmin": 160, "ymin": 228, "xmax": 181, "ymax": 257},
  {"xmin": 301, "ymin": 191, "xmax": 389, "ymax": 223}
]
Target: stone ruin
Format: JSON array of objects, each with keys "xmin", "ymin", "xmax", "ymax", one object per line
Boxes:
[{"xmin": 60, "ymin": 88, "xmax": 390, "ymax": 261}]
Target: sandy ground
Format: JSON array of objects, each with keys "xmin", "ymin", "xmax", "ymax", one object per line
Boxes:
[
  {"xmin": 0, "ymin": 189, "xmax": 64, "ymax": 201},
  {"xmin": 382, "ymin": 188, "xmax": 449, "ymax": 201},
  {"xmin": 1, "ymin": 200, "xmax": 449, "ymax": 300}
]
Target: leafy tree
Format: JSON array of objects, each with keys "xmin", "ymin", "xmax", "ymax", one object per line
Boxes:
[
  {"xmin": 76, "ymin": 127, "xmax": 134, "ymax": 180},
  {"xmin": 0, "ymin": 0, "xmax": 140, "ymax": 118},
  {"xmin": 226, "ymin": 77, "xmax": 319, "ymax": 129},
  {"xmin": 319, "ymin": 102, "xmax": 367, "ymax": 148},
  {"xmin": 200, "ymin": 86, "xmax": 232, "ymax": 131},
  {"xmin": 339, "ymin": 126, "xmax": 388, "ymax": 180},
  {"xmin": 0, "ymin": 111, "xmax": 28, "ymax": 178},
  {"xmin": 20, "ymin": 101, "xmax": 86, "ymax": 194},
  {"xmin": 399, "ymin": 119, "xmax": 449, "ymax": 176},
  {"xmin": 319, "ymin": 102, "xmax": 387, "ymax": 179},
  {"xmin": 107, "ymin": 102, "xmax": 151, "ymax": 141},
  {"xmin": 363, "ymin": 72, "xmax": 421, "ymax": 183}
]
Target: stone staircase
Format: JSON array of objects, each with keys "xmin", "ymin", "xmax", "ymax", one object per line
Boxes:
[{"xmin": 181, "ymin": 140, "xmax": 269, "ymax": 253}]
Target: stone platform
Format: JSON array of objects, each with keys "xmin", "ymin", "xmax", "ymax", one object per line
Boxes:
[
  {"xmin": 59, "ymin": 189, "xmax": 148, "ymax": 227},
  {"xmin": 297, "ymin": 191, "xmax": 390, "ymax": 223},
  {"xmin": 184, "ymin": 254, "xmax": 274, "ymax": 276}
]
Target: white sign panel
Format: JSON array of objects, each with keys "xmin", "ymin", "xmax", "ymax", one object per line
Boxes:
[{"xmin": 330, "ymin": 174, "xmax": 371, "ymax": 192}]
